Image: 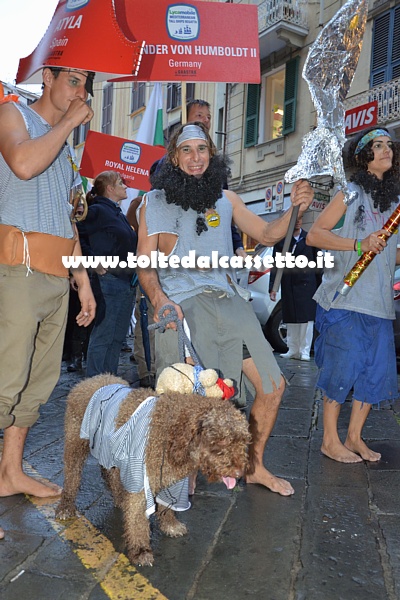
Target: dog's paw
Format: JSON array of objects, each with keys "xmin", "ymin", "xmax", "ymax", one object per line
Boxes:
[
  {"xmin": 128, "ymin": 549, "xmax": 154, "ymax": 567},
  {"xmin": 55, "ymin": 504, "xmax": 77, "ymax": 521},
  {"xmin": 163, "ymin": 521, "xmax": 188, "ymax": 538}
]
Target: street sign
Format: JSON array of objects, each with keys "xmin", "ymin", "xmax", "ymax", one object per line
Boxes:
[
  {"xmin": 310, "ymin": 191, "xmax": 330, "ymax": 211},
  {"xmin": 275, "ymin": 180, "xmax": 284, "ymax": 210},
  {"xmin": 265, "ymin": 186, "xmax": 273, "ymax": 211},
  {"xmin": 112, "ymin": 0, "xmax": 260, "ymax": 83},
  {"xmin": 16, "ymin": 0, "xmax": 144, "ymax": 85},
  {"xmin": 80, "ymin": 131, "xmax": 165, "ymax": 190}
]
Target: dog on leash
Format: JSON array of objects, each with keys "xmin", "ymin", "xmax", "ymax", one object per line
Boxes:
[{"xmin": 56, "ymin": 374, "xmax": 250, "ymax": 566}]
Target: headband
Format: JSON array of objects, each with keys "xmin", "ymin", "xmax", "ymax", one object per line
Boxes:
[
  {"xmin": 354, "ymin": 129, "xmax": 391, "ymax": 155},
  {"xmin": 176, "ymin": 124, "xmax": 208, "ymax": 148}
]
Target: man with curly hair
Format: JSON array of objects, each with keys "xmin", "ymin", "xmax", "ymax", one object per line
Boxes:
[
  {"xmin": 307, "ymin": 127, "xmax": 400, "ymax": 463},
  {"xmin": 138, "ymin": 122, "xmax": 314, "ymax": 496}
]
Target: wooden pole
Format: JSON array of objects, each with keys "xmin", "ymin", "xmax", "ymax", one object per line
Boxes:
[
  {"xmin": 271, "ymin": 205, "xmax": 299, "ymax": 293},
  {"xmin": 181, "ymin": 82, "xmax": 187, "ymax": 125}
]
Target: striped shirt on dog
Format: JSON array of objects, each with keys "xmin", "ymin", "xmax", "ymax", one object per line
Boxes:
[{"xmin": 80, "ymin": 384, "xmax": 190, "ymax": 517}]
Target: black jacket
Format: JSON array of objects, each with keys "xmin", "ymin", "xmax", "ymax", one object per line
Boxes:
[
  {"xmin": 77, "ymin": 196, "xmax": 137, "ymax": 282},
  {"xmin": 269, "ymin": 229, "xmax": 321, "ymax": 323}
]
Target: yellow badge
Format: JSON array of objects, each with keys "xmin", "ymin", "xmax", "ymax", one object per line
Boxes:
[{"xmin": 205, "ymin": 210, "xmax": 220, "ymax": 227}]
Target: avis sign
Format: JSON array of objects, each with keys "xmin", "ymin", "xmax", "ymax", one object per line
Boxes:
[{"xmin": 345, "ymin": 101, "xmax": 378, "ymax": 135}]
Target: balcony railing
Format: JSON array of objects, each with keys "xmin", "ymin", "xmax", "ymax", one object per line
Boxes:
[
  {"xmin": 344, "ymin": 77, "xmax": 400, "ymax": 125},
  {"xmin": 258, "ymin": 0, "xmax": 308, "ymax": 32}
]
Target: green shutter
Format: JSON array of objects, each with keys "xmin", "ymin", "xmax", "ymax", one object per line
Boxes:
[
  {"xmin": 244, "ymin": 84, "xmax": 261, "ymax": 147},
  {"xmin": 282, "ymin": 56, "xmax": 299, "ymax": 136}
]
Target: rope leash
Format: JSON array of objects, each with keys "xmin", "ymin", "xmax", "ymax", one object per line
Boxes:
[{"xmin": 148, "ymin": 304, "xmax": 202, "ymax": 366}]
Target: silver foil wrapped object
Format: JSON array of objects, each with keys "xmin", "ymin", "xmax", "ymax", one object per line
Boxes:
[{"xmin": 285, "ymin": 0, "xmax": 368, "ymax": 202}]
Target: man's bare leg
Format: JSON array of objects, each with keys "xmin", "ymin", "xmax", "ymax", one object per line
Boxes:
[
  {"xmin": 243, "ymin": 358, "xmax": 294, "ymax": 496},
  {"xmin": 0, "ymin": 526, "xmax": 4, "ymax": 540},
  {"xmin": 321, "ymin": 397, "xmax": 362, "ymax": 463},
  {"xmin": 0, "ymin": 426, "xmax": 62, "ymax": 498},
  {"xmin": 344, "ymin": 399, "xmax": 381, "ymax": 461}
]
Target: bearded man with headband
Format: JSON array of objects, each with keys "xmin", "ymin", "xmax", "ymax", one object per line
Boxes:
[{"xmin": 137, "ymin": 122, "xmax": 314, "ymax": 496}]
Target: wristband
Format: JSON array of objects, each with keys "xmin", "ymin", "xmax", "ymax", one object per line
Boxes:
[
  {"xmin": 353, "ymin": 239, "xmax": 357, "ymax": 251},
  {"xmin": 357, "ymin": 239, "xmax": 362, "ymax": 256}
]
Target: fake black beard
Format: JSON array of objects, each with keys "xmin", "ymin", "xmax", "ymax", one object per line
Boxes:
[
  {"xmin": 350, "ymin": 170, "xmax": 400, "ymax": 213},
  {"xmin": 150, "ymin": 154, "xmax": 231, "ymax": 214}
]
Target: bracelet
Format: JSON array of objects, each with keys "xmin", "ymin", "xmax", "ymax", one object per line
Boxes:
[
  {"xmin": 357, "ymin": 239, "xmax": 362, "ymax": 256},
  {"xmin": 353, "ymin": 239, "xmax": 357, "ymax": 251}
]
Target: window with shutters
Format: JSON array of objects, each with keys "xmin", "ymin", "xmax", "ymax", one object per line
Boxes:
[
  {"xmin": 131, "ymin": 82, "xmax": 145, "ymax": 113},
  {"xmin": 167, "ymin": 83, "xmax": 181, "ymax": 110},
  {"xmin": 186, "ymin": 83, "xmax": 195, "ymax": 102},
  {"xmin": 102, "ymin": 83, "xmax": 113, "ymax": 134},
  {"xmin": 244, "ymin": 57, "xmax": 299, "ymax": 146},
  {"xmin": 282, "ymin": 56, "xmax": 299, "ymax": 135},
  {"xmin": 371, "ymin": 6, "xmax": 400, "ymax": 87},
  {"xmin": 265, "ymin": 69, "xmax": 285, "ymax": 140},
  {"xmin": 244, "ymin": 83, "xmax": 261, "ymax": 147}
]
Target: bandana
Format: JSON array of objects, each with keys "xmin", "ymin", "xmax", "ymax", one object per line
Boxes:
[
  {"xmin": 192, "ymin": 365, "xmax": 206, "ymax": 395},
  {"xmin": 354, "ymin": 129, "xmax": 391, "ymax": 155},
  {"xmin": 49, "ymin": 68, "xmax": 95, "ymax": 96},
  {"xmin": 176, "ymin": 124, "xmax": 208, "ymax": 147},
  {"xmin": 216, "ymin": 378, "xmax": 235, "ymax": 400}
]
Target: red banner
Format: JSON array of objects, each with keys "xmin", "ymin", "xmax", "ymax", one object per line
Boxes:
[
  {"xmin": 345, "ymin": 101, "xmax": 378, "ymax": 135},
  {"xmin": 16, "ymin": 0, "xmax": 144, "ymax": 86},
  {"xmin": 80, "ymin": 131, "xmax": 166, "ymax": 190},
  {"xmin": 113, "ymin": 0, "xmax": 260, "ymax": 83}
]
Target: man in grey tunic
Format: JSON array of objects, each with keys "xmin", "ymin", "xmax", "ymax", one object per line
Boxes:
[
  {"xmin": 137, "ymin": 123, "xmax": 314, "ymax": 496},
  {"xmin": 0, "ymin": 67, "xmax": 96, "ymax": 534}
]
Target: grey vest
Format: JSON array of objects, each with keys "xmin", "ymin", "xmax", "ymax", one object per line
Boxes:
[
  {"xmin": 314, "ymin": 182, "xmax": 398, "ymax": 319},
  {"xmin": 145, "ymin": 189, "xmax": 237, "ymax": 304},
  {"xmin": 0, "ymin": 102, "xmax": 74, "ymax": 238}
]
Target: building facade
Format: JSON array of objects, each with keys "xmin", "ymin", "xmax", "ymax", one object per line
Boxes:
[{"xmin": 70, "ymin": 0, "xmax": 399, "ymax": 248}]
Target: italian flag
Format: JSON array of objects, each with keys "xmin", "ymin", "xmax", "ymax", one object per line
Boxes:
[{"xmin": 121, "ymin": 83, "xmax": 164, "ymax": 213}]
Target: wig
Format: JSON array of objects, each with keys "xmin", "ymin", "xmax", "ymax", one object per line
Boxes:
[{"xmin": 347, "ymin": 127, "xmax": 400, "ymax": 212}]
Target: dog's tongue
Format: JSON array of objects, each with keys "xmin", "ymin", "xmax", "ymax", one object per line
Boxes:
[{"xmin": 222, "ymin": 476, "xmax": 237, "ymax": 489}]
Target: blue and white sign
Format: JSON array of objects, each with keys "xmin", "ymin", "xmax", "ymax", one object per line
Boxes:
[
  {"xmin": 265, "ymin": 186, "xmax": 273, "ymax": 211},
  {"xmin": 166, "ymin": 4, "xmax": 200, "ymax": 41},
  {"xmin": 121, "ymin": 143, "xmax": 141, "ymax": 165},
  {"xmin": 275, "ymin": 180, "xmax": 284, "ymax": 210},
  {"xmin": 66, "ymin": 0, "xmax": 90, "ymax": 11}
]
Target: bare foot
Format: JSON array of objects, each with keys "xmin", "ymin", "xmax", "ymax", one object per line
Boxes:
[
  {"xmin": 246, "ymin": 467, "xmax": 294, "ymax": 496},
  {"xmin": 345, "ymin": 438, "xmax": 381, "ymax": 462},
  {"xmin": 0, "ymin": 527, "xmax": 4, "ymax": 540},
  {"xmin": 0, "ymin": 472, "xmax": 62, "ymax": 498},
  {"xmin": 321, "ymin": 440, "xmax": 363, "ymax": 463}
]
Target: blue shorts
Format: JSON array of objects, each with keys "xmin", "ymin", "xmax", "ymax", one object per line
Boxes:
[{"xmin": 314, "ymin": 306, "xmax": 398, "ymax": 406}]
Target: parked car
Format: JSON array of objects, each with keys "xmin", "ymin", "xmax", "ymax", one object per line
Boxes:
[{"xmin": 238, "ymin": 245, "xmax": 288, "ymax": 353}]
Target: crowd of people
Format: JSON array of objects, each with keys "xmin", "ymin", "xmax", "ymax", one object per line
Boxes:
[{"xmin": 0, "ymin": 60, "xmax": 399, "ymax": 544}]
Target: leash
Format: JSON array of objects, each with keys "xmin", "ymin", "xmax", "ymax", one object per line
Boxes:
[{"xmin": 148, "ymin": 304, "xmax": 202, "ymax": 366}]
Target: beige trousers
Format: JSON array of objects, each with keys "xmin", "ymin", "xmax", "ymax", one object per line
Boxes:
[{"xmin": 0, "ymin": 264, "xmax": 69, "ymax": 428}]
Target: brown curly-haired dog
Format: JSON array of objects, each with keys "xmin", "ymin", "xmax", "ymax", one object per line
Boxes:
[{"xmin": 56, "ymin": 374, "xmax": 250, "ymax": 566}]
